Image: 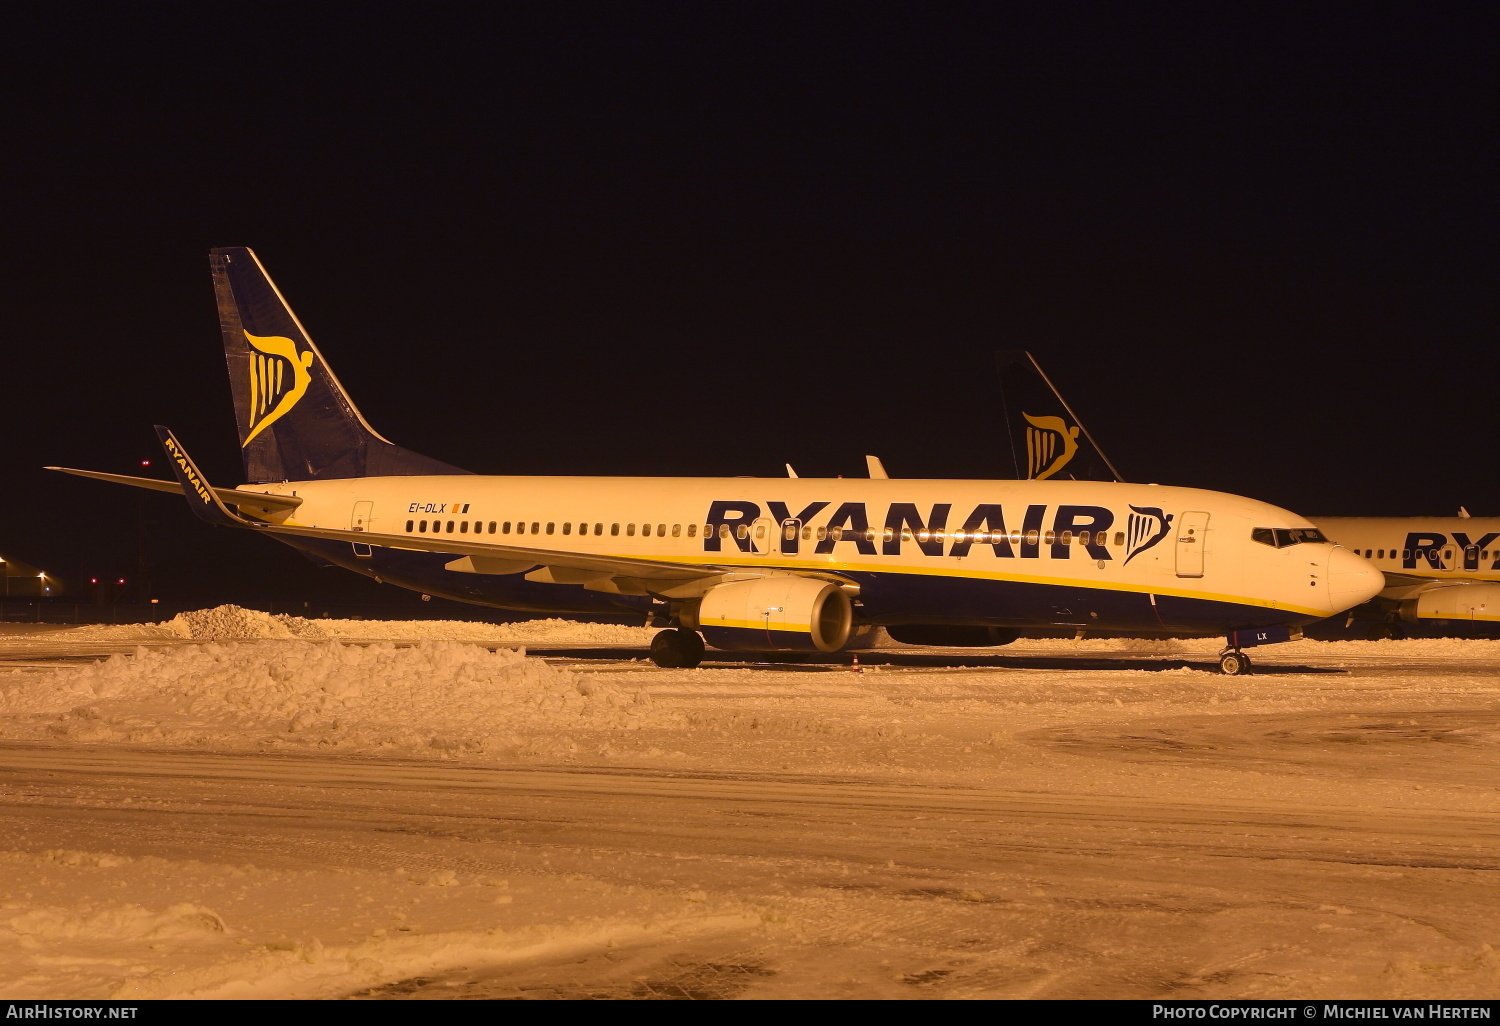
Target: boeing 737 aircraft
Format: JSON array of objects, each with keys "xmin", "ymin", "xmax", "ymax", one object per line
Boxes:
[
  {"xmin": 49, "ymin": 251, "xmax": 1382, "ymax": 672},
  {"xmin": 993, "ymin": 351, "xmax": 1500, "ymax": 638}
]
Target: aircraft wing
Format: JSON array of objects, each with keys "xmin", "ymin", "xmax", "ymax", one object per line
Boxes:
[
  {"xmin": 1376, "ymin": 570, "xmax": 1454, "ymax": 598},
  {"xmin": 253, "ymin": 519, "xmax": 728, "ymax": 582},
  {"xmin": 145, "ymin": 427, "xmax": 808, "ymax": 598},
  {"xmin": 47, "ymin": 466, "xmax": 304, "ymax": 512}
]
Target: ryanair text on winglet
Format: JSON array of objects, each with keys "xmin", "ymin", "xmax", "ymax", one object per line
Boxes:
[{"xmin": 162, "ymin": 437, "xmax": 212, "ymax": 505}]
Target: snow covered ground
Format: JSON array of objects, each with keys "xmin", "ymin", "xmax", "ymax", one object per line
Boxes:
[{"xmin": 2, "ymin": 606, "xmax": 1499, "ymax": 999}]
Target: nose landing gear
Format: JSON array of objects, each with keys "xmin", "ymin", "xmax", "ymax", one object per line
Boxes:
[{"xmin": 1218, "ymin": 648, "xmax": 1253, "ymax": 675}]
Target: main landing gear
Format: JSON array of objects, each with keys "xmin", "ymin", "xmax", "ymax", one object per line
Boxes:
[
  {"xmin": 1218, "ymin": 648, "xmax": 1253, "ymax": 675},
  {"xmin": 649, "ymin": 628, "xmax": 706, "ymax": 669}
]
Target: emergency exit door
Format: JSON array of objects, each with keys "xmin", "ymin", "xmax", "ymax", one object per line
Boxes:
[
  {"xmin": 351, "ymin": 500, "xmax": 374, "ymax": 557},
  {"xmin": 1175, "ymin": 511, "xmax": 1209, "ymax": 578}
]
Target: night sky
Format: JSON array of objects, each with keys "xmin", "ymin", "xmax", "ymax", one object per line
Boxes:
[{"xmin": 5, "ymin": 5, "xmax": 1495, "ymax": 604}]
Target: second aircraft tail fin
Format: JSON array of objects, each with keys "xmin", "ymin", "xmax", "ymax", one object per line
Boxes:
[
  {"xmin": 211, "ymin": 247, "xmax": 470, "ymax": 483},
  {"xmin": 994, "ymin": 351, "xmax": 1123, "ymax": 482}
]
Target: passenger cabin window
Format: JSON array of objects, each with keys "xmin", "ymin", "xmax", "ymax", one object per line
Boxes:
[
  {"xmin": 562, "ymin": 523, "xmax": 571, "ymax": 535},
  {"xmin": 627, "ymin": 524, "xmax": 636, "ymax": 536},
  {"xmin": 687, "ymin": 524, "xmax": 697, "ymax": 538},
  {"xmin": 406, "ymin": 520, "xmax": 414, "ymax": 532},
  {"xmin": 611, "ymin": 524, "xmax": 620, "ymax": 536}
]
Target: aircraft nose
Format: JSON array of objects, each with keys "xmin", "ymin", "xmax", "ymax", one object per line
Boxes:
[{"xmin": 1325, "ymin": 545, "xmax": 1386, "ymax": 613}]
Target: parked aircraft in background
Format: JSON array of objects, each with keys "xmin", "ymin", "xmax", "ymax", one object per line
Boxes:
[
  {"xmin": 48, "ymin": 252, "xmax": 1382, "ymax": 672},
  {"xmin": 993, "ymin": 351, "xmax": 1500, "ymax": 638}
]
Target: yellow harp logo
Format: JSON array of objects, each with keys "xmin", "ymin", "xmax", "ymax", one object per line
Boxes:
[
  {"xmin": 1023, "ymin": 412, "xmax": 1080, "ymax": 480},
  {"xmin": 243, "ymin": 331, "xmax": 314, "ymax": 446}
]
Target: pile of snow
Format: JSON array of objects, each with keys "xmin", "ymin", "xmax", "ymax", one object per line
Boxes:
[
  {"xmin": 163, "ymin": 605, "xmax": 328, "ymax": 640},
  {"xmin": 322, "ymin": 616, "xmax": 656, "ymax": 645},
  {"xmin": 0, "ymin": 640, "xmax": 671, "ymax": 759},
  {"xmin": 49, "ymin": 606, "xmax": 657, "ymax": 646}
]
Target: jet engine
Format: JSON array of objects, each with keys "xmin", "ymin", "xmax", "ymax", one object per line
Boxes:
[
  {"xmin": 1399, "ymin": 582, "xmax": 1500, "ymax": 623},
  {"xmin": 695, "ymin": 576, "xmax": 853, "ymax": 652}
]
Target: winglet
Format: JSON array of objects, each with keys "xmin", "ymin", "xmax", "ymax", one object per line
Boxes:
[
  {"xmin": 785, "ymin": 463, "xmax": 799, "ymax": 478},
  {"xmin": 154, "ymin": 426, "xmax": 253, "ymax": 528},
  {"xmin": 865, "ymin": 455, "xmax": 889, "ymax": 479}
]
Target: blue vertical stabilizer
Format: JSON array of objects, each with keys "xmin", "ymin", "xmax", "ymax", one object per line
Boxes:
[{"xmin": 212, "ymin": 247, "xmax": 470, "ymax": 483}]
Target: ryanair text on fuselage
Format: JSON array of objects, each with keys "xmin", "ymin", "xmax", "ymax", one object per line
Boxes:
[{"xmin": 695, "ymin": 499, "xmax": 1169, "ymax": 563}]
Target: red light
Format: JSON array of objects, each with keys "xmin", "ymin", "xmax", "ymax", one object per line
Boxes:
[
  {"xmin": 117, "ymin": 579, "xmax": 125, "ymax": 584},
  {"xmin": 89, "ymin": 578, "xmax": 97, "ymax": 584},
  {"xmin": 140, "ymin": 460, "xmax": 151, "ymax": 467}
]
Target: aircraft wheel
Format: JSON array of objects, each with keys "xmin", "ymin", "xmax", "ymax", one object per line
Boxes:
[
  {"xmin": 1218, "ymin": 651, "xmax": 1252, "ymax": 675},
  {"xmin": 649, "ymin": 628, "xmax": 705, "ymax": 669},
  {"xmin": 1368, "ymin": 623, "xmax": 1404, "ymax": 641}
]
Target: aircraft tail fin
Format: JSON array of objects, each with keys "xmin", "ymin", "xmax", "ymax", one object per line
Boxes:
[
  {"xmin": 994, "ymin": 351, "xmax": 1123, "ymax": 482},
  {"xmin": 211, "ymin": 247, "xmax": 470, "ymax": 483}
]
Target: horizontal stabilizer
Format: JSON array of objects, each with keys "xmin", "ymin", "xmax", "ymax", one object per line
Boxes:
[{"xmin": 46, "ymin": 466, "xmax": 303, "ymax": 511}]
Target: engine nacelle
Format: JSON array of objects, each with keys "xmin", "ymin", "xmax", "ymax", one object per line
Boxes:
[
  {"xmin": 884, "ymin": 625, "xmax": 1021, "ymax": 647},
  {"xmin": 696, "ymin": 576, "xmax": 853, "ymax": 653},
  {"xmin": 1400, "ymin": 582, "xmax": 1500, "ymax": 623}
]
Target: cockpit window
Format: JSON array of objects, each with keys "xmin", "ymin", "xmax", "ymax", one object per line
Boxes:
[{"xmin": 1251, "ymin": 527, "xmax": 1329, "ymax": 548}]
